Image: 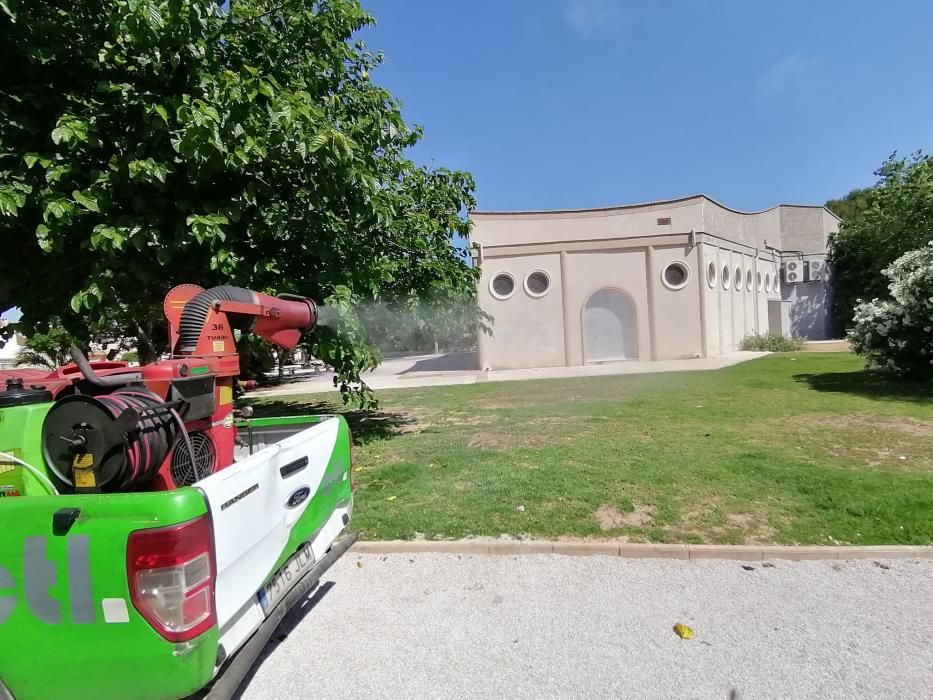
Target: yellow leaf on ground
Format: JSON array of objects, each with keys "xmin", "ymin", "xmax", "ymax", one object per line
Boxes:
[{"xmin": 673, "ymin": 623, "xmax": 694, "ymax": 639}]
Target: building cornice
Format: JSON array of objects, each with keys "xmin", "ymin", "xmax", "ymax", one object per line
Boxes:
[{"xmin": 472, "ymin": 194, "xmax": 840, "ymax": 221}]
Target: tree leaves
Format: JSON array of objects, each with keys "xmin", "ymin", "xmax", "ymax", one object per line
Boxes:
[
  {"xmin": 50, "ymin": 115, "xmax": 90, "ymax": 147},
  {"xmin": 187, "ymin": 213, "xmax": 230, "ymax": 244},
  {"xmin": 72, "ymin": 189, "xmax": 100, "ymax": 212},
  {"xmin": 90, "ymin": 225, "xmax": 126, "ymax": 251},
  {"xmin": 128, "ymin": 158, "xmax": 169, "ymax": 183},
  {"xmin": 849, "ymin": 240, "xmax": 933, "ymax": 378},
  {"xmin": 151, "ymin": 103, "xmax": 170, "ymax": 125},
  {"xmin": 0, "ymin": 0, "xmax": 17, "ymax": 22},
  {"xmin": 0, "ymin": 181, "xmax": 30, "ymax": 217},
  {"xmin": 828, "ymin": 153, "xmax": 933, "ymax": 334},
  {"xmin": 42, "ymin": 197, "xmax": 74, "ymax": 221},
  {"xmin": 308, "ymin": 131, "xmax": 329, "ymax": 153},
  {"xmin": 0, "ymin": 0, "xmax": 478, "ymax": 405}
]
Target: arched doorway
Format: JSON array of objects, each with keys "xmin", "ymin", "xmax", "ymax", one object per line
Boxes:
[{"xmin": 583, "ymin": 289, "xmax": 638, "ymax": 362}]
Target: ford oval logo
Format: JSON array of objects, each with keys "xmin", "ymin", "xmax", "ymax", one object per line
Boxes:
[{"xmin": 286, "ymin": 487, "xmax": 311, "ymax": 509}]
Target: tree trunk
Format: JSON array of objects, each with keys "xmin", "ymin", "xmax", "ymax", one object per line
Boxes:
[{"xmin": 136, "ymin": 323, "xmax": 158, "ymax": 365}]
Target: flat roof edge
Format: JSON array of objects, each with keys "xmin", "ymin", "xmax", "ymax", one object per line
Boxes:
[{"xmin": 472, "ymin": 194, "xmax": 838, "ymax": 219}]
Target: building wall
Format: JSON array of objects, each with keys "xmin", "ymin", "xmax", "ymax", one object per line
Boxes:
[
  {"xmin": 651, "ymin": 244, "xmax": 703, "ymax": 359},
  {"xmin": 477, "ymin": 252, "xmax": 566, "ymax": 370},
  {"xmin": 471, "ymin": 195, "xmax": 838, "ymax": 370},
  {"xmin": 779, "ymin": 206, "xmax": 837, "ymax": 254},
  {"xmin": 782, "ymin": 280, "xmax": 831, "ymax": 340},
  {"xmin": 697, "ymin": 243, "xmax": 781, "ymax": 353},
  {"xmin": 702, "ymin": 203, "xmax": 783, "ymax": 250},
  {"xmin": 473, "ymin": 199, "xmax": 705, "ymax": 248},
  {"xmin": 562, "ymin": 248, "xmax": 652, "ymax": 365}
]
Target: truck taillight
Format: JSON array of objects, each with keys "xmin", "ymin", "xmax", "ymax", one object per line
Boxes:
[{"xmin": 127, "ymin": 514, "xmax": 217, "ymax": 643}]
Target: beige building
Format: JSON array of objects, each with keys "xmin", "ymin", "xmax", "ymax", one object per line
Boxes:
[{"xmin": 470, "ymin": 195, "xmax": 838, "ymax": 370}]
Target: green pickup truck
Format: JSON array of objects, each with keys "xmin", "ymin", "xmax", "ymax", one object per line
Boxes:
[{"xmin": 0, "ymin": 286, "xmax": 356, "ymax": 699}]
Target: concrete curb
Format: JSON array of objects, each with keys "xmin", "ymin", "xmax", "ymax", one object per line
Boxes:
[{"xmin": 350, "ymin": 540, "xmax": 933, "ymax": 561}]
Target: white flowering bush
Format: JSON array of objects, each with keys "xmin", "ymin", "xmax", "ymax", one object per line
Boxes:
[{"xmin": 848, "ymin": 240, "xmax": 933, "ymax": 378}]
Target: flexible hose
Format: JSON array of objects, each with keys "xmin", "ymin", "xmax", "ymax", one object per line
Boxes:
[
  {"xmin": 0, "ymin": 450, "xmax": 59, "ymax": 496},
  {"xmin": 177, "ymin": 286, "xmax": 256, "ymax": 354},
  {"xmin": 169, "ymin": 407, "xmax": 197, "ymax": 482},
  {"xmin": 69, "ymin": 346, "xmax": 142, "ymax": 387},
  {"xmin": 94, "ymin": 389, "xmax": 179, "ymax": 488}
]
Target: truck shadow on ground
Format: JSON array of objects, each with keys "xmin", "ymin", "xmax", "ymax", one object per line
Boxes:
[
  {"xmin": 247, "ymin": 399, "xmax": 415, "ymax": 445},
  {"xmin": 231, "ymin": 581, "xmax": 337, "ymax": 700},
  {"xmin": 794, "ymin": 370, "xmax": 933, "ymax": 403}
]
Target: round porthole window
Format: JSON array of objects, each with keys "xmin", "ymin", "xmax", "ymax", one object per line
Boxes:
[
  {"xmin": 662, "ymin": 261, "xmax": 690, "ymax": 290},
  {"xmin": 722, "ymin": 265, "xmax": 731, "ymax": 290},
  {"xmin": 707, "ymin": 261, "xmax": 718, "ymax": 288},
  {"xmin": 746, "ymin": 269, "xmax": 753, "ymax": 291},
  {"xmin": 524, "ymin": 270, "xmax": 551, "ymax": 297},
  {"xmin": 490, "ymin": 272, "xmax": 515, "ymax": 300},
  {"xmin": 757, "ymin": 271, "xmax": 763, "ymax": 292},
  {"xmin": 734, "ymin": 267, "xmax": 742, "ymax": 292},
  {"xmin": 773, "ymin": 274, "xmax": 779, "ymax": 293},
  {"xmin": 764, "ymin": 273, "xmax": 770, "ymax": 293}
]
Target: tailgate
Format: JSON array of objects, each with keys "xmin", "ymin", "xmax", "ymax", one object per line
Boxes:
[
  {"xmin": 0, "ymin": 490, "xmax": 217, "ymax": 700},
  {"xmin": 197, "ymin": 415, "xmax": 352, "ymax": 631}
]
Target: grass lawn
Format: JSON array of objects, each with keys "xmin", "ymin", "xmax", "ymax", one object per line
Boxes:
[{"xmin": 254, "ymin": 352, "xmax": 933, "ymax": 545}]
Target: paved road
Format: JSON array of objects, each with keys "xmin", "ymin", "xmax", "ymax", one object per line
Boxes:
[{"xmin": 240, "ymin": 554, "xmax": 933, "ymax": 699}]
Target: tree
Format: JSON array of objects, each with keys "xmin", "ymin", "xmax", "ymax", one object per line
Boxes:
[
  {"xmin": 827, "ymin": 153, "xmax": 933, "ymax": 334},
  {"xmin": 825, "ymin": 186, "xmax": 876, "ymax": 222},
  {"xmin": 14, "ymin": 325, "xmax": 78, "ymax": 368},
  {"xmin": 848, "ymin": 240, "xmax": 933, "ymax": 379},
  {"xmin": 0, "ymin": 0, "xmax": 477, "ymax": 405}
]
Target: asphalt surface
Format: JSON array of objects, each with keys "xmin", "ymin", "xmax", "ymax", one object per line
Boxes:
[{"xmin": 239, "ymin": 554, "xmax": 933, "ymax": 699}]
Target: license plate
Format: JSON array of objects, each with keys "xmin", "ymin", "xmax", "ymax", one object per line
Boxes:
[{"xmin": 257, "ymin": 543, "xmax": 316, "ymax": 615}]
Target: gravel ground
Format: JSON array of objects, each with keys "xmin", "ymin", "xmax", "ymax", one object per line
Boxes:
[{"xmin": 239, "ymin": 554, "xmax": 933, "ymax": 699}]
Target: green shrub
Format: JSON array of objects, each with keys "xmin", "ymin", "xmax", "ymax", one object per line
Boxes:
[
  {"xmin": 120, "ymin": 351, "xmax": 139, "ymax": 363},
  {"xmin": 740, "ymin": 333, "xmax": 806, "ymax": 352},
  {"xmin": 848, "ymin": 240, "xmax": 933, "ymax": 378}
]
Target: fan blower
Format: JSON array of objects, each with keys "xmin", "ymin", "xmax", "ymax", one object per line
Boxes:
[{"xmin": 40, "ymin": 285, "xmax": 317, "ymax": 493}]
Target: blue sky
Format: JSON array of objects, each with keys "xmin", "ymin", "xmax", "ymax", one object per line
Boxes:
[
  {"xmin": 361, "ymin": 0, "xmax": 933, "ymax": 212},
  {"xmin": 5, "ymin": 1, "xmax": 933, "ymax": 321}
]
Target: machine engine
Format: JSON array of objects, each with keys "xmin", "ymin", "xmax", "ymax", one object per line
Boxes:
[{"xmin": 20, "ymin": 285, "xmax": 318, "ymax": 494}]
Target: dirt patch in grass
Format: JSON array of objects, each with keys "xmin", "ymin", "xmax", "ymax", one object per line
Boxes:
[
  {"xmin": 467, "ymin": 416, "xmax": 590, "ymax": 450},
  {"xmin": 755, "ymin": 414, "xmax": 933, "ymax": 471},
  {"xmin": 468, "ymin": 432, "xmax": 541, "ymax": 449},
  {"xmin": 595, "ymin": 504, "xmax": 656, "ymax": 530},
  {"xmin": 674, "ymin": 500, "xmax": 778, "ymax": 544},
  {"xmin": 438, "ymin": 412, "xmax": 496, "ymax": 427},
  {"xmin": 806, "ymin": 414, "xmax": 933, "ymax": 437},
  {"xmin": 726, "ymin": 512, "xmax": 754, "ymax": 528}
]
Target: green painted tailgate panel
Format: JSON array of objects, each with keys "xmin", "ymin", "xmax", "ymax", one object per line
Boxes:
[{"xmin": 0, "ymin": 489, "xmax": 217, "ymax": 700}]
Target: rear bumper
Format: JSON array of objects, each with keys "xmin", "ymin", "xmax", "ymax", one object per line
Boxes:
[
  {"xmin": 213, "ymin": 500, "xmax": 353, "ymax": 679},
  {"xmin": 206, "ymin": 528, "xmax": 358, "ymax": 699}
]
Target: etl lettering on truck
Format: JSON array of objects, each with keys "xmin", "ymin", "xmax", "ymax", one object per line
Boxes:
[{"xmin": 0, "ymin": 536, "xmax": 129, "ymax": 625}]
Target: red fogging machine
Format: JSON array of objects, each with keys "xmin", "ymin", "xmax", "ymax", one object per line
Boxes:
[{"xmin": 33, "ymin": 285, "xmax": 317, "ymax": 494}]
